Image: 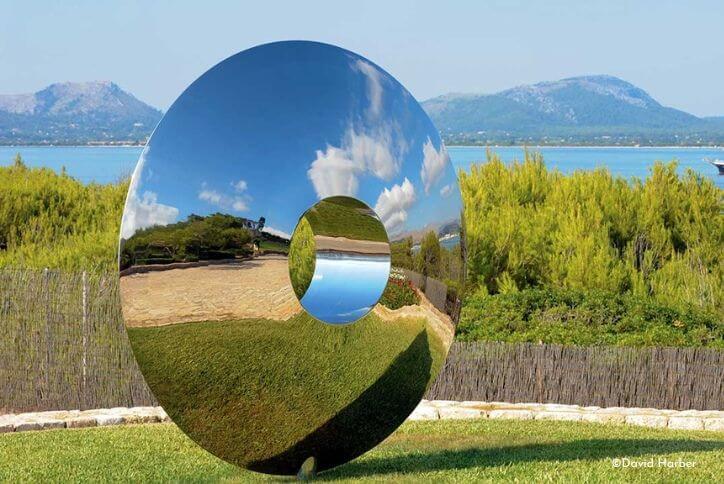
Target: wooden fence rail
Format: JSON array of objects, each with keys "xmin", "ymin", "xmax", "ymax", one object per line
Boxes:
[{"xmin": 1, "ymin": 269, "xmax": 721, "ymax": 413}]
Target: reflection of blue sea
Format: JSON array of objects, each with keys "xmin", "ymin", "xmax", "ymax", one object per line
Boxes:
[{"xmin": 301, "ymin": 252, "xmax": 391, "ymax": 324}]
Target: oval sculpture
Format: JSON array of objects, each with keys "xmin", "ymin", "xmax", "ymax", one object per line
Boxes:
[{"xmin": 119, "ymin": 41, "xmax": 464, "ymax": 476}]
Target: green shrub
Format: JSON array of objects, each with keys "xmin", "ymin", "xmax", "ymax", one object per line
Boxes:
[
  {"xmin": 457, "ymin": 288, "xmax": 723, "ymax": 347},
  {"xmin": 0, "ymin": 155, "xmax": 127, "ymax": 272},
  {"xmin": 460, "ymin": 151, "xmax": 723, "ymax": 318}
]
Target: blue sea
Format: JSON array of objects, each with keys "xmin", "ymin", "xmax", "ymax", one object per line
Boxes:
[{"xmin": 0, "ymin": 145, "xmax": 722, "ymax": 188}]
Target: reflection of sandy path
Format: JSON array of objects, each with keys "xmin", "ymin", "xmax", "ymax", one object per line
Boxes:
[
  {"xmin": 314, "ymin": 236, "xmax": 390, "ymax": 255},
  {"xmin": 120, "ymin": 255, "xmax": 302, "ymax": 328},
  {"xmin": 373, "ymin": 289, "xmax": 455, "ymax": 350}
]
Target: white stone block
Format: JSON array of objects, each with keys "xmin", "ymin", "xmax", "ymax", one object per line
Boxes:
[
  {"xmin": 407, "ymin": 405, "xmax": 439, "ymax": 421},
  {"xmin": 667, "ymin": 417, "xmax": 704, "ymax": 431},
  {"xmin": 535, "ymin": 411, "xmax": 581, "ymax": 422},
  {"xmin": 66, "ymin": 416, "xmax": 98, "ymax": 428},
  {"xmin": 96, "ymin": 415, "xmax": 123, "ymax": 426},
  {"xmin": 625, "ymin": 414, "xmax": 668, "ymax": 428},
  {"xmin": 581, "ymin": 413, "xmax": 625, "ymax": 424},
  {"xmin": 704, "ymin": 418, "xmax": 724, "ymax": 432},
  {"xmin": 37, "ymin": 418, "xmax": 65, "ymax": 430},
  {"xmin": 438, "ymin": 406, "xmax": 485, "ymax": 420},
  {"xmin": 488, "ymin": 409, "xmax": 534, "ymax": 420}
]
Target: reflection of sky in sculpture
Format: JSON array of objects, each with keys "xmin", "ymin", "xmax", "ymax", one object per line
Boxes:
[
  {"xmin": 301, "ymin": 253, "xmax": 391, "ymax": 324},
  {"xmin": 120, "ymin": 41, "xmax": 461, "ymax": 242}
]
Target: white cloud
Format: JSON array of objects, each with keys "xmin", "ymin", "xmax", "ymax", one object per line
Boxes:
[
  {"xmin": 440, "ymin": 183, "xmax": 455, "ymax": 198},
  {"xmin": 120, "ymin": 148, "xmax": 179, "ymax": 239},
  {"xmin": 353, "ymin": 59, "xmax": 383, "ymax": 118},
  {"xmin": 231, "ymin": 179, "xmax": 247, "ymax": 192},
  {"xmin": 198, "ymin": 184, "xmax": 249, "ymax": 212},
  {"xmin": 420, "ymin": 138, "xmax": 449, "ymax": 194},
  {"xmin": 374, "ymin": 178, "xmax": 416, "ymax": 234}
]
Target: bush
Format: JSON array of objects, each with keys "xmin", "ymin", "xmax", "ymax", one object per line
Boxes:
[
  {"xmin": 457, "ymin": 288, "xmax": 723, "ymax": 347},
  {"xmin": 459, "ymin": 151, "xmax": 723, "ymax": 318},
  {"xmin": 379, "ymin": 278, "xmax": 420, "ymax": 310},
  {"xmin": 0, "ymin": 156, "xmax": 128, "ymax": 272}
]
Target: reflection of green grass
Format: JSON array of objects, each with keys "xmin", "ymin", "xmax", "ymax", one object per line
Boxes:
[
  {"xmin": 127, "ymin": 311, "xmax": 444, "ymax": 474},
  {"xmin": 288, "ymin": 217, "xmax": 315, "ymax": 298},
  {"xmin": 2, "ymin": 420, "xmax": 722, "ymax": 482},
  {"xmin": 258, "ymin": 239, "xmax": 289, "ymax": 254},
  {"xmin": 304, "ymin": 197, "xmax": 388, "ymax": 243}
]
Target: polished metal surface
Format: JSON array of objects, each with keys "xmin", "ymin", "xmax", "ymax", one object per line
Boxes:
[{"xmin": 119, "ymin": 41, "xmax": 464, "ymax": 475}]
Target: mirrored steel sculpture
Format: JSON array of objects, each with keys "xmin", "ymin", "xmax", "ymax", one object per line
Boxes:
[{"xmin": 119, "ymin": 41, "xmax": 464, "ymax": 476}]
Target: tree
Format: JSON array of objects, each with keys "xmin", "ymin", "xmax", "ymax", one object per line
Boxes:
[{"xmin": 416, "ymin": 231, "xmax": 441, "ymax": 278}]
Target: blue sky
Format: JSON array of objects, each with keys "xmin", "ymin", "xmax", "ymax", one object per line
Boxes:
[
  {"xmin": 120, "ymin": 41, "xmax": 461, "ymax": 241},
  {"xmin": 3, "ymin": 1, "xmax": 724, "ymax": 116}
]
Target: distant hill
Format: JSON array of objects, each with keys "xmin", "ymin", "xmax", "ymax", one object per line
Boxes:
[
  {"xmin": 0, "ymin": 81, "xmax": 162, "ymax": 145},
  {"xmin": 423, "ymin": 75, "xmax": 724, "ymax": 146}
]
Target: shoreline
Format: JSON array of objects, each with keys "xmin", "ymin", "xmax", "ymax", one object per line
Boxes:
[
  {"xmin": 1, "ymin": 144, "xmax": 723, "ymax": 150},
  {"xmin": 447, "ymin": 145, "xmax": 724, "ymax": 150}
]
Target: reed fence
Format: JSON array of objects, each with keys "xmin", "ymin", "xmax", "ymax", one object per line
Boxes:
[
  {"xmin": 426, "ymin": 342, "xmax": 724, "ymax": 410},
  {"xmin": 0, "ymin": 269, "xmax": 154, "ymax": 413},
  {"xmin": 1, "ymin": 269, "xmax": 721, "ymax": 413}
]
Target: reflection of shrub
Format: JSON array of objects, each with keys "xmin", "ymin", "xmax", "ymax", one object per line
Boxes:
[
  {"xmin": 288, "ymin": 217, "xmax": 315, "ymax": 299},
  {"xmin": 458, "ymin": 288, "xmax": 723, "ymax": 347},
  {"xmin": 121, "ymin": 213, "xmax": 252, "ymax": 269},
  {"xmin": 380, "ymin": 278, "xmax": 420, "ymax": 309}
]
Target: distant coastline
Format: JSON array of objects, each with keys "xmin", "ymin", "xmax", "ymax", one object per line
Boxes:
[
  {"xmin": 2, "ymin": 142, "xmax": 722, "ymax": 149},
  {"xmin": 0, "ymin": 142, "xmax": 147, "ymax": 147},
  {"xmin": 447, "ymin": 144, "xmax": 724, "ymax": 150}
]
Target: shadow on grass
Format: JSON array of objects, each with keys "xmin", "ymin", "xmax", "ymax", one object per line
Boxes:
[
  {"xmin": 318, "ymin": 438, "xmax": 724, "ymax": 479},
  {"xmin": 248, "ymin": 329, "xmax": 433, "ymax": 475}
]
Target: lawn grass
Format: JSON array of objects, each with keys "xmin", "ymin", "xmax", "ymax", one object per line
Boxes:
[
  {"xmin": 1, "ymin": 419, "xmax": 721, "ymax": 482},
  {"xmin": 127, "ymin": 312, "xmax": 445, "ymax": 474},
  {"xmin": 304, "ymin": 196, "xmax": 388, "ymax": 242}
]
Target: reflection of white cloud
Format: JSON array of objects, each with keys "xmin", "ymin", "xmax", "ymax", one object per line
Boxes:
[
  {"xmin": 231, "ymin": 179, "xmax": 247, "ymax": 192},
  {"xmin": 440, "ymin": 183, "xmax": 455, "ymax": 198},
  {"xmin": 374, "ymin": 178, "xmax": 416, "ymax": 233},
  {"xmin": 347, "ymin": 130, "xmax": 398, "ymax": 180},
  {"xmin": 312, "ymin": 273, "xmax": 324, "ymax": 281},
  {"xmin": 308, "ymin": 146, "xmax": 362, "ymax": 198},
  {"xmin": 308, "ymin": 58, "xmax": 407, "ymax": 199},
  {"xmin": 262, "ymin": 226, "xmax": 291, "ymax": 240},
  {"xmin": 353, "ymin": 59, "xmax": 383, "ymax": 117},
  {"xmin": 120, "ymin": 148, "xmax": 179, "ymax": 239},
  {"xmin": 421, "ymin": 138, "xmax": 449, "ymax": 194},
  {"xmin": 198, "ymin": 183, "xmax": 249, "ymax": 212}
]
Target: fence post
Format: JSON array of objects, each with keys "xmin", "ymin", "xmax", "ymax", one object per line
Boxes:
[{"xmin": 82, "ymin": 270, "xmax": 88, "ymax": 409}]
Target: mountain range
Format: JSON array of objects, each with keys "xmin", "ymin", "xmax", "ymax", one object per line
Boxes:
[
  {"xmin": 0, "ymin": 81, "xmax": 162, "ymax": 145},
  {"xmin": 1, "ymin": 76, "xmax": 722, "ymax": 146},
  {"xmin": 422, "ymin": 75, "xmax": 724, "ymax": 145}
]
